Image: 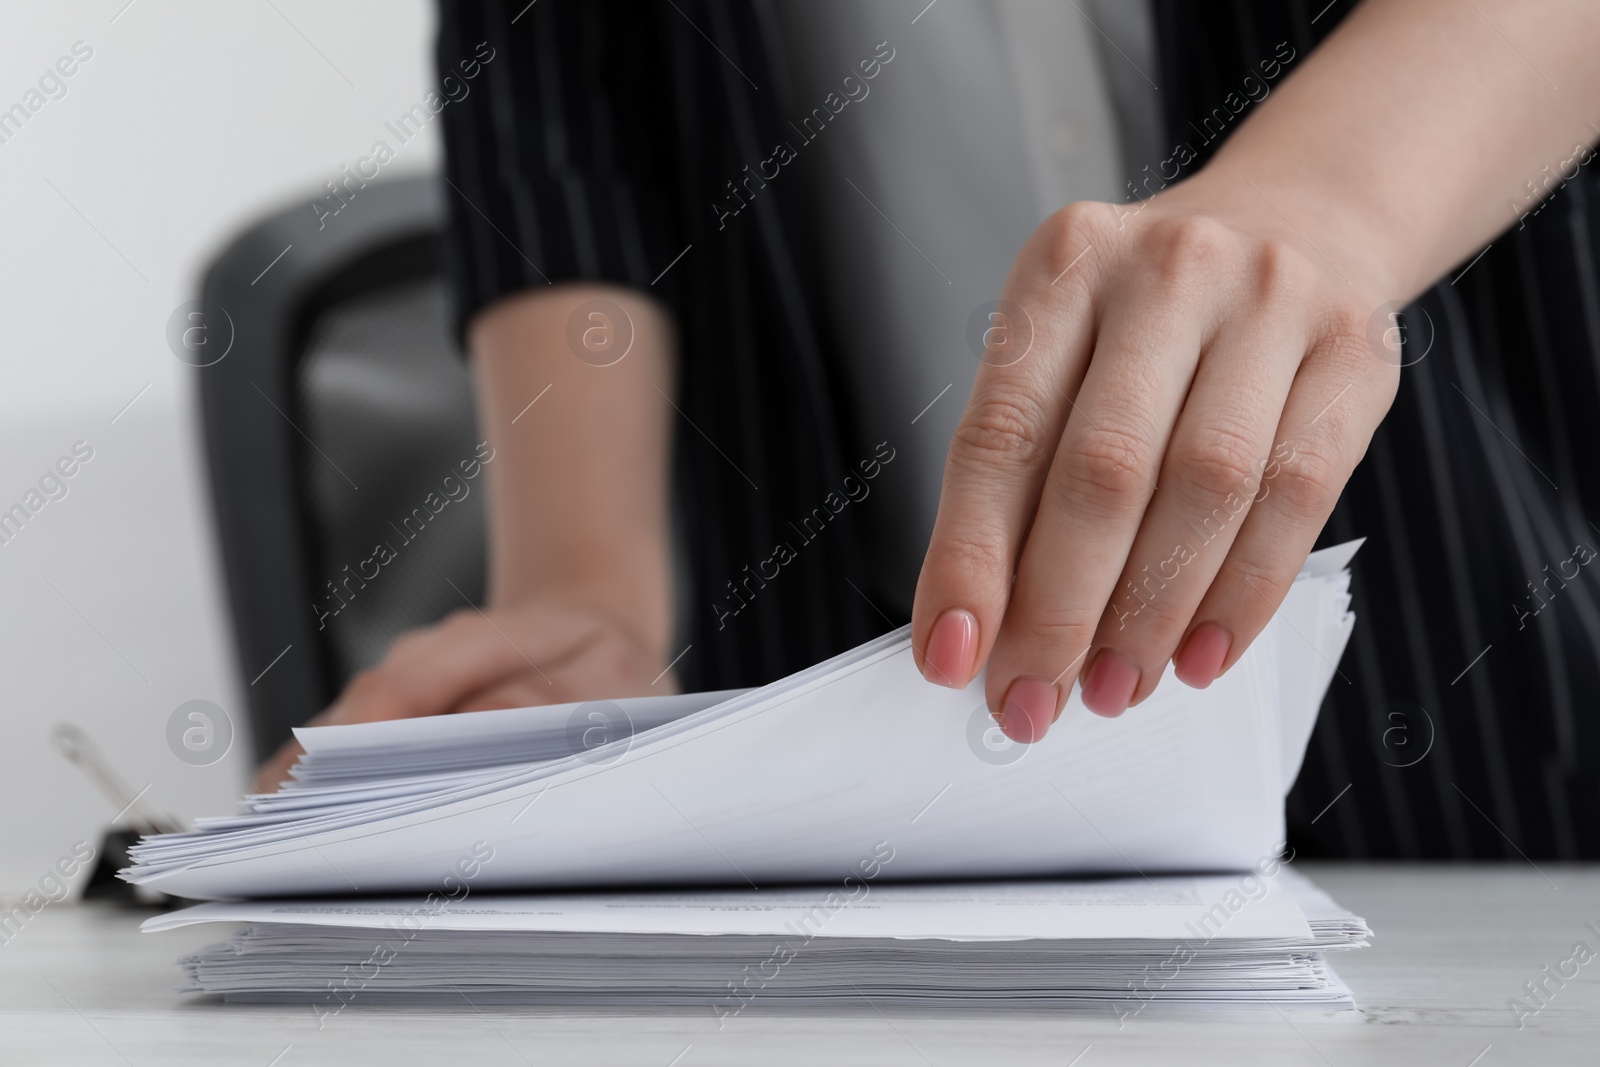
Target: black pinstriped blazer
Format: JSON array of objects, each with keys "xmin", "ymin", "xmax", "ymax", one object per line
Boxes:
[{"xmin": 437, "ymin": 0, "xmax": 1600, "ymax": 859}]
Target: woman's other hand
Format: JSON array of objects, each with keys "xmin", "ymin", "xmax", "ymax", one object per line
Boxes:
[{"xmin": 252, "ymin": 601, "xmax": 674, "ymax": 792}]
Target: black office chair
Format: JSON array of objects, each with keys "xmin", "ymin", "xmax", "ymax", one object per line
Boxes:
[{"xmin": 195, "ymin": 175, "xmax": 487, "ymax": 764}]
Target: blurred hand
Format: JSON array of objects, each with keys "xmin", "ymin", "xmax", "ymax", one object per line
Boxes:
[
  {"xmin": 912, "ymin": 173, "xmax": 1398, "ymax": 742},
  {"xmin": 253, "ymin": 601, "xmax": 675, "ymax": 792},
  {"xmin": 251, "ymin": 284, "xmax": 683, "ymax": 793}
]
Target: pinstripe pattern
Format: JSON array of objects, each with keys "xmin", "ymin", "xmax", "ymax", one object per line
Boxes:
[{"xmin": 440, "ymin": 0, "xmax": 1600, "ymax": 857}]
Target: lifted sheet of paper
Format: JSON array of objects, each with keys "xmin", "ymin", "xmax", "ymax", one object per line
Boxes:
[{"xmin": 124, "ymin": 542, "xmax": 1361, "ymax": 902}]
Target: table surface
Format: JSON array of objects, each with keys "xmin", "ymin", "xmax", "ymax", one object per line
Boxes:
[{"xmin": 2, "ymin": 862, "xmax": 1595, "ymax": 1065}]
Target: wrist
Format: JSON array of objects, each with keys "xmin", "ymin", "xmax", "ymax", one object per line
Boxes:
[{"xmin": 1171, "ymin": 158, "xmax": 1408, "ymax": 305}]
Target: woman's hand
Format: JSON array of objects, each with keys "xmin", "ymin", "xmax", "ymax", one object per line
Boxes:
[
  {"xmin": 911, "ymin": 0, "xmax": 1600, "ymax": 744},
  {"xmin": 252, "ymin": 283, "xmax": 681, "ymax": 792},
  {"xmin": 252, "ymin": 601, "xmax": 676, "ymax": 792},
  {"xmin": 912, "ymin": 171, "xmax": 1399, "ymax": 742}
]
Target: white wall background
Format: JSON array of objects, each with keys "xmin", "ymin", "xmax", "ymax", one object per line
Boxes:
[{"xmin": 0, "ymin": 1, "xmax": 439, "ymax": 892}]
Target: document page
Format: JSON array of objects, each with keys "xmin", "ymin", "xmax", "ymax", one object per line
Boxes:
[
  {"xmin": 144, "ymin": 875, "xmax": 1314, "ymax": 942},
  {"xmin": 124, "ymin": 545, "xmax": 1359, "ymax": 902}
]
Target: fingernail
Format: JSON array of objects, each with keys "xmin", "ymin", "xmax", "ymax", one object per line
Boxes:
[
  {"xmin": 924, "ymin": 608, "xmax": 978, "ymax": 689},
  {"xmin": 1175, "ymin": 622, "xmax": 1232, "ymax": 689},
  {"xmin": 1081, "ymin": 649, "xmax": 1140, "ymax": 717},
  {"xmin": 1000, "ymin": 677, "xmax": 1059, "ymax": 744}
]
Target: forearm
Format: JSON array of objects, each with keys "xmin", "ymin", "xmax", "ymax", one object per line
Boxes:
[
  {"xmin": 469, "ymin": 284, "xmax": 677, "ymax": 659},
  {"xmin": 1195, "ymin": 0, "xmax": 1600, "ymax": 298}
]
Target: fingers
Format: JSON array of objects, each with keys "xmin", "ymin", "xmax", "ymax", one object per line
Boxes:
[
  {"xmin": 330, "ymin": 608, "xmax": 577, "ymax": 726},
  {"xmin": 1080, "ymin": 254, "xmax": 1312, "ymax": 710},
  {"xmin": 451, "ymin": 672, "xmax": 560, "ymax": 715},
  {"xmin": 924, "ymin": 205, "xmax": 1394, "ymax": 746},
  {"xmin": 250, "ymin": 604, "xmax": 656, "ymax": 790},
  {"xmin": 253, "ymin": 704, "xmax": 343, "ymax": 793},
  {"xmin": 1177, "ymin": 317, "xmax": 1396, "ymax": 684},
  {"xmin": 982, "ymin": 274, "xmax": 1208, "ymax": 737},
  {"xmin": 912, "ymin": 203, "xmax": 1106, "ymax": 693},
  {"xmin": 448, "ymin": 611, "xmax": 675, "ymax": 715},
  {"xmin": 449, "ymin": 631, "xmax": 675, "ymax": 714},
  {"xmin": 250, "ymin": 611, "xmax": 556, "ymax": 792},
  {"xmin": 253, "ymin": 738, "xmax": 305, "ymax": 794},
  {"xmin": 251, "ymin": 614, "xmax": 554, "ymax": 791}
]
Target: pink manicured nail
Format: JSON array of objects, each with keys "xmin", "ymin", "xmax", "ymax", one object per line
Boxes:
[
  {"xmin": 1175, "ymin": 622, "xmax": 1232, "ymax": 689},
  {"xmin": 1081, "ymin": 649, "xmax": 1140, "ymax": 717},
  {"xmin": 924, "ymin": 609, "xmax": 978, "ymax": 689},
  {"xmin": 1000, "ymin": 677, "xmax": 1059, "ymax": 744}
]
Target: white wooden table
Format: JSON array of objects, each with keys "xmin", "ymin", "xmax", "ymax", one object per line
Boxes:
[{"xmin": 2, "ymin": 863, "xmax": 1594, "ymax": 1065}]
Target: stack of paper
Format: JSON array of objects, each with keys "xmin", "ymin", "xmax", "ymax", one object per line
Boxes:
[
  {"xmin": 147, "ymin": 869, "xmax": 1369, "ymax": 1011},
  {"xmin": 129, "ymin": 541, "xmax": 1367, "ymax": 1009}
]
